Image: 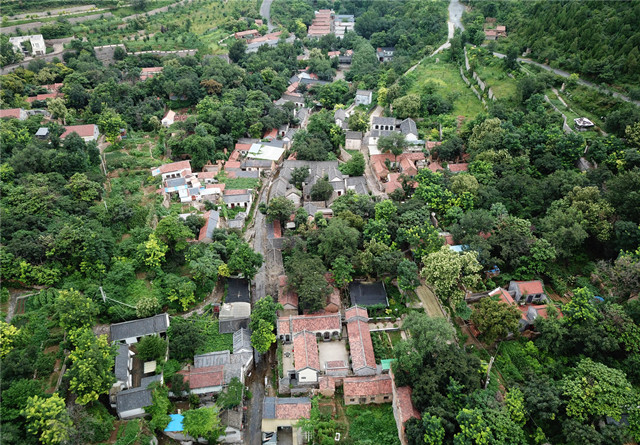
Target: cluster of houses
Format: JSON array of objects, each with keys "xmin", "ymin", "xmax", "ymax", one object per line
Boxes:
[
  {"xmin": 261, "ymin": 280, "xmax": 419, "ymax": 445},
  {"xmin": 0, "ymin": 109, "xmax": 102, "ymax": 143},
  {"xmin": 484, "ymin": 18, "xmax": 507, "ymax": 40},
  {"xmin": 108, "ymin": 311, "xmax": 254, "ymax": 443},
  {"xmin": 468, "ymin": 280, "xmax": 561, "ymax": 335},
  {"xmin": 305, "ymin": 9, "xmax": 356, "ymax": 40}
]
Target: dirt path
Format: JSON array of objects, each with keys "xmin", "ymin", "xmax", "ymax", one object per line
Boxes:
[{"xmin": 415, "ymin": 283, "xmax": 446, "ymax": 318}]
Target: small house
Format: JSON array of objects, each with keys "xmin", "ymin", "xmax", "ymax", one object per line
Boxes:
[
  {"xmin": 262, "ymin": 397, "xmax": 311, "ymax": 445},
  {"xmin": 345, "ymin": 131, "xmax": 363, "ymax": 150},
  {"xmin": 292, "ymin": 330, "xmax": 321, "ymax": 384},
  {"xmin": 343, "ymin": 375, "xmax": 393, "ymax": 405},
  {"xmin": 508, "ymin": 280, "xmax": 547, "ymax": 305},
  {"xmin": 376, "ymin": 47, "xmax": 395, "ymax": 62},
  {"xmin": 0, "ymin": 108, "xmax": 28, "ymax": 120},
  {"xmin": 161, "ymin": 110, "xmax": 176, "ymax": 127},
  {"xmin": 60, "ymin": 124, "xmax": 100, "ymax": 142},
  {"xmin": 355, "ymin": 89, "xmax": 373, "ymax": 106},
  {"xmin": 35, "ymin": 127, "xmax": 50, "ymax": 139}
]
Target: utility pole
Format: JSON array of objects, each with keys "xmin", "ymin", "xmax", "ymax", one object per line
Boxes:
[
  {"xmin": 99, "ymin": 286, "xmax": 136, "ymax": 309},
  {"xmin": 484, "ymin": 356, "xmax": 495, "ymax": 389}
]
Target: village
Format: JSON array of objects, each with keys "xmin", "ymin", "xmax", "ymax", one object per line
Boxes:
[{"xmin": 1, "ymin": 0, "xmax": 639, "ymax": 444}]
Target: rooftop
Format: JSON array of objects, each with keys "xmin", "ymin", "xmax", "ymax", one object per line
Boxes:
[
  {"xmin": 60, "ymin": 124, "xmax": 97, "ymax": 139},
  {"xmin": 278, "ymin": 275, "xmax": 299, "ymax": 308},
  {"xmin": 349, "ymin": 281, "xmax": 388, "ymax": 307},
  {"xmin": 277, "ymin": 313, "xmax": 342, "ymax": 337},
  {"xmin": 347, "ymin": 319, "xmax": 376, "ymax": 372},
  {"xmin": 226, "ymin": 278, "xmax": 251, "ymax": 303},
  {"xmin": 110, "ymin": 314, "xmax": 169, "ymax": 342},
  {"xmin": 512, "ymin": 280, "xmax": 544, "ymax": 295},
  {"xmin": 263, "ymin": 397, "xmax": 312, "ymax": 420},
  {"xmin": 343, "ymin": 374, "xmax": 392, "ymax": 397},
  {"xmin": 293, "ymin": 330, "xmax": 320, "ymax": 371},
  {"xmin": 178, "ymin": 365, "xmax": 224, "ymax": 389}
]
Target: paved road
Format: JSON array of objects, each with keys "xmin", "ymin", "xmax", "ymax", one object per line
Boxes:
[
  {"xmin": 431, "ymin": 0, "xmax": 466, "ymax": 56},
  {"xmin": 492, "ymin": 51, "xmax": 640, "ymax": 107},
  {"xmin": 245, "ymin": 357, "xmax": 267, "ymax": 445},
  {"xmin": 260, "ymin": 0, "xmax": 275, "ymax": 31}
]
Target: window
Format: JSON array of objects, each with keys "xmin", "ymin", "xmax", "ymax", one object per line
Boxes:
[
  {"xmin": 359, "ymin": 398, "xmax": 366, "ymax": 403},
  {"xmin": 383, "ymin": 396, "xmax": 390, "ymax": 400},
  {"xmin": 350, "ymin": 398, "xmax": 355, "ymax": 402},
  {"xmin": 370, "ymin": 397, "xmax": 375, "ymax": 401}
]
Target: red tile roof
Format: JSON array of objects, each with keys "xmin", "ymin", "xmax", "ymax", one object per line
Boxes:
[
  {"xmin": 425, "ymin": 141, "xmax": 442, "ymax": 150},
  {"xmin": 206, "ymin": 183, "xmax": 225, "ymax": 193},
  {"xmin": 293, "ymin": 331, "xmax": 320, "ymax": 371},
  {"xmin": 263, "ymin": 128, "xmax": 278, "ymax": 139},
  {"xmin": 326, "ymin": 360, "xmax": 348, "ymax": 369},
  {"xmin": 278, "ymin": 275, "xmax": 298, "ymax": 309},
  {"xmin": 61, "ymin": 124, "xmax": 97, "ymax": 139},
  {"xmin": 0, "ymin": 108, "xmax": 23, "ymax": 119},
  {"xmin": 248, "ymin": 31, "xmax": 281, "ymax": 44},
  {"xmin": 444, "ymin": 234, "xmax": 455, "ymax": 245},
  {"xmin": 327, "ymin": 51, "xmax": 340, "ymax": 57},
  {"xmin": 347, "ymin": 319, "xmax": 376, "ymax": 372},
  {"xmin": 43, "ymin": 82, "xmax": 64, "ymax": 92},
  {"xmin": 384, "ymin": 172, "xmax": 402, "ymax": 194},
  {"xmin": 325, "ymin": 287, "xmax": 341, "ymax": 312},
  {"xmin": 26, "ymin": 92, "xmax": 61, "ymax": 103},
  {"xmin": 157, "ymin": 160, "xmax": 192, "ymax": 174},
  {"xmin": 235, "ymin": 29, "xmax": 260, "ymax": 38},
  {"xmin": 286, "ymin": 82, "xmax": 299, "ymax": 93},
  {"xmin": 178, "ymin": 365, "xmax": 224, "ymax": 389},
  {"xmin": 196, "ymin": 171, "xmax": 216, "ymax": 179},
  {"xmin": 319, "ymin": 376, "xmax": 336, "ymax": 390},
  {"xmin": 344, "ymin": 375, "xmax": 392, "ymax": 397},
  {"xmin": 428, "ymin": 161, "xmax": 444, "ymax": 172},
  {"xmin": 224, "ymin": 188, "xmax": 249, "ymax": 196},
  {"xmin": 514, "ymin": 281, "xmax": 544, "ymax": 295},
  {"xmin": 395, "ymin": 385, "xmax": 421, "ymax": 423},
  {"xmin": 277, "ymin": 313, "xmax": 342, "ymax": 337},
  {"xmin": 489, "ymin": 288, "xmax": 514, "ymax": 306},
  {"xmin": 224, "ymin": 160, "xmax": 242, "ymax": 169},
  {"xmin": 448, "ymin": 163, "xmax": 469, "ymax": 172},
  {"xmin": 344, "ymin": 306, "xmax": 368, "ymax": 321},
  {"xmin": 275, "ymin": 400, "xmax": 311, "ymax": 420},
  {"xmin": 272, "ymin": 220, "xmax": 282, "ymax": 238}
]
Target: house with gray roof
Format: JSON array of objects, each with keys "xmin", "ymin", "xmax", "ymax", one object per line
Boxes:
[
  {"xmin": 223, "ymin": 190, "xmax": 253, "ymax": 209},
  {"xmin": 355, "ymin": 90, "xmax": 373, "ymax": 106},
  {"xmin": 334, "ymin": 108, "xmax": 347, "ymax": 129},
  {"xmin": 198, "ymin": 210, "xmax": 220, "ymax": 242},
  {"xmin": 234, "ymin": 328, "xmax": 252, "ymax": 354},
  {"xmin": 115, "ymin": 374, "xmax": 163, "ymax": 419},
  {"xmin": 110, "ymin": 313, "xmax": 170, "ymax": 344},
  {"xmin": 345, "ymin": 131, "xmax": 363, "ymax": 151}
]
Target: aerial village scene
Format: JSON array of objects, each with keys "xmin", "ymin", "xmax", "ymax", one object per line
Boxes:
[{"xmin": 1, "ymin": 0, "xmax": 640, "ymax": 444}]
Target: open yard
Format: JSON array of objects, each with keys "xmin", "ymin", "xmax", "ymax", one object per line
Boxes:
[
  {"xmin": 415, "ymin": 283, "xmax": 446, "ymax": 318},
  {"xmin": 466, "ymin": 46, "xmax": 520, "ymax": 101},
  {"xmin": 406, "ymin": 58, "xmax": 484, "ymax": 121},
  {"xmin": 345, "ymin": 404, "xmax": 400, "ymax": 445}
]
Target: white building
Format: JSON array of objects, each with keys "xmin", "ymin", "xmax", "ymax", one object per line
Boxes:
[
  {"xmin": 355, "ymin": 89, "xmax": 373, "ymax": 106},
  {"xmin": 9, "ymin": 35, "xmax": 46, "ymax": 56}
]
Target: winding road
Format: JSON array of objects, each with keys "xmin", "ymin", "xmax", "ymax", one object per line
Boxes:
[
  {"xmin": 431, "ymin": 0, "xmax": 465, "ymax": 56},
  {"xmin": 260, "ymin": 0, "xmax": 275, "ymax": 31}
]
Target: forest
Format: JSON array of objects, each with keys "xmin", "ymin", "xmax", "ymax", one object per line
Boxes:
[{"xmin": 465, "ymin": 0, "xmax": 640, "ymax": 95}]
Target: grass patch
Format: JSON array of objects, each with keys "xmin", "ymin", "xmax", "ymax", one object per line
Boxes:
[
  {"xmin": 466, "ymin": 46, "xmax": 520, "ymax": 101},
  {"xmin": 371, "ymin": 331, "xmax": 394, "ymax": 363},
  {"xmin": 345, "ymin": 404, "xmax": 400, "ymax": 445},
  {"xmin": 388, "ymin": 330, "xmax": 403, "ymax": 347},
  {"xmin": 220, "ymin": 177, "xmax": 260, "ymax": 190},
  {"xmin": 196, "ymin": 318, "xmax": 234, "ymax": 354},
  {"xmin": 406, "ymin": 56, "xmax": 484, "ymax": 121}
]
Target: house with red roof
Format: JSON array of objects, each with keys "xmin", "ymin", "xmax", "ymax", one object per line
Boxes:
[
  {"xmin": 508, "ymin": 280, "xmax": 547, "ymax": 304},
  {"xmin": 346, "ymin": 307, "xmax": 376, "ymax": 376},
  {"xmin": 234, "ymin": 29, "xmax": 260, "ymax": 39},
  {"xmin": 277, "ymin": 275, "xmax": 298, "ymax": 315},
  {"xmin": 60, "ymin": 124, "xmax": 100, "ymax": 142},
  {"xmin": 277, "ymin": 313, "xmax": 342, "ymax": 343},
  {"xmin": 325, "ymin": 287, "xmax": 341, "ymax": 313},
  {"xmin": 343, "ymin": 374, "xmax": 392, "ymax": 405},
  {"xmin": 140, "ymin": 67, "xmax": 163, "ymax": 81},
  {"xmin": 26, "ymin": 92, "xmax": 63, "ymax": 103},
  {"xmin": 151, "ymin": 160, "xmax": 192, "ymax": 180},
  {"xmin": 447, "ymin": 162, "xmax": 469, "ymax": 173},
  {"xmin": 0, "ymin": 108, "xmax": 27, "ymax": 120},
  {"xmin": 177, "ymin": 365, "xmax": 224, "ymax": 395},
  {"xmin": 487, "ymin": 286, "xmax": 560, "ymax": 332},
  {"xmin": 262, "ymin": 397, "xmax": 311, "ymax": 445},
  {"xmin": 390, "ymin": 370, "xmax": 421, "ymax": 445},
  {"xmin": 292, "ymin": 330, "xmax": 321, "ymax": 384}
]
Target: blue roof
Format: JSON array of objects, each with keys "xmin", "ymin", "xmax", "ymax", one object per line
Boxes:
[{"xmin": 164, "ymin": 414, "xmax": 184, "ymax": 432}]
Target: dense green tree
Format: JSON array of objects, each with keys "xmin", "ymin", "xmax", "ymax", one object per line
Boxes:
[
  {"xmin": 136, "ymin": 335, "xmax": 168, "ymax": 362},
  {"xmin": 54, "ymin": 289, "xmax": 98, "ymax": 332},
  {"xmin": 421, "ymin": 246, "xmax": 482, "ymax": 306},
  {"xmin": 318, "ymin": 218, "xmax": 360, "ymax": 264},
  {"xmin": 471, "ymin": 298, "xmax": 521, "ymax": 344},
  {"xmin": 310, "ymin": 177, "xmax": 335, "ymax": 201},
  {"xmin": 23, "ymin": 394, "xmax": 72, "ymax": 445},
  {"xmin": 266, "ymin": 197, "xmax": 295, "ymax": 226}
]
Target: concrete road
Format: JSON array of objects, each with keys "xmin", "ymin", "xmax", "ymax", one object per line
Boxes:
[
  {"xmin": 260, "ymin": 0, "xmax": 275, "ymax": 31},
  {"xmin": 431, "ymin": 0, "xmax": 466, "ymax": 56},
  {"xmin": 245, "ymin": 355, "xmax": 267, "ymax": 445},
  {"xmin": 492, "ymin": 51, "xmax": 640, "ymax": 106}
]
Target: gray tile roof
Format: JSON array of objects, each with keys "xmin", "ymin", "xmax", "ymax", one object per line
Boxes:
[
  {"xmin": 399, "ymin": 118, "xmax": 418, "ymax": 136},
  {"xmin": 372, "ymin": 116, "xmax": 398, "ymax": 127},
  {"xmin": 110, "ymin": 314, "xmax": 169, "ymax": 342},
  {"xmin": 166, "ymin": 177, "xmax": 186, "ymax": 188},
  {"xmin": 114, "ymin": 344, "xmax": 130, "ymax": 383},
  {"xmin": 203, "ymin": 210, "xmax": 220, "ymax": 240},
  {"xmin": 223, "ymin": 193, "xmax": 251, "ymax": 204},
  {"xmin": 356, "ymin": 89, "xmax": 372, "ymax": 97},
  {"xmin": 194, "ymin": 350, "xmax": 230, "ymax": 368},
  {"xmin": 263, "ymin": 397, "xmax": 277, "ymax": 419},
  {"xmin": 233, "ymin": 328, "xmax": 252, "ymax": 353},
  {"xmin": 334, "ymin": 109, "xmax": 346, "ymax": 121},
  {"xmin": 349, "ymin": 281, "xmax": 389, "ymax": 307},
  {"xmin": 242, "ymin": 159, "xmax": 272, "ymax": 168},
  {"xmin": 115, "ymin": 374, "xmax": 161, "ymax": 414},
  {"xmin": 346, "ymin": 131, "xmax": 363, "ymax": 140}
]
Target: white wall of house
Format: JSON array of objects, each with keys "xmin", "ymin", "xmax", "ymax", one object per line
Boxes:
[{"xmin": 297, "ymin": 367, "xmax": 318, "ymax": 383}]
